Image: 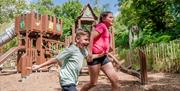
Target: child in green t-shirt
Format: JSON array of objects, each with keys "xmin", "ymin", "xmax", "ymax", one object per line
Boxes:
[{"xmin": 27, "ymin": 29, "xmax": 103, "ymax": 91}]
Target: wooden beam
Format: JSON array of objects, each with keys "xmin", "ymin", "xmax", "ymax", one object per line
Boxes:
[{"xmin": 108, "ymin": 53, "xmax": 141, "ymax": 78}]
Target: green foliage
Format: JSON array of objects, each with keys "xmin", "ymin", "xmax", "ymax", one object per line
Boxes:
[
  {"xmin": 115, "ymin": 0, "xmax": 179, "ymax": 48},
  {"xmin": 118, "ymin": 48, "xmax": 129, "ymax": 60},
  {"xmin": 118, "ymin": 48, "xmax": 140, "ymax": 70},
  {"xmin": 52, "ymin": 0, "xmax": 83, "ymax": 40},
  {"xmin": 3, "ymin": 38, "xmax": 18, "ymax": 51},
  {"xmin": 56, "ymin": 1, "xmax": 82, "ymax": 36},
  {"xmin": 156, "ymin": 35, "xmax": 171, "ymax": 42},
  {"xmin": 133, "ymin": 35, "xmax": 155, "ymax": 47},
  {"xmin": 115, "ymin": 31, "xmax": 129, "ymax": 48},
  {"xmin": 115, "ymin": 0, "xmax": 179, "ymax": 73},
  {"xmin": 30, "ymin": 0, "xmax": 54, "ymax": 15}
]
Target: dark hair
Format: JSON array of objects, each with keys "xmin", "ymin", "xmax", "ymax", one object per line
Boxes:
[{"xmin": 99, "ymin": 11, "xmax": 113, "ymax": 23}]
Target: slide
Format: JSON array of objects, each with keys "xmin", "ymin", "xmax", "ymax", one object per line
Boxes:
[
  {"xmin": 0, "ymin": 23, "xmax": 16, "ymax": 47},
  {"xmin": 0, "ymin": 23, "xmax": 17, "ymax": 65}
]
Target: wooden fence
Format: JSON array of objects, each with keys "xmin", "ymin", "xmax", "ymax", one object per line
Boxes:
[
  {"xmin": 141, "ymin": 41, "xmax": 180, "ymax": 72},
  {"xmin": 123, "ymin": 40, "xmax": 180, "ymax": 73}
]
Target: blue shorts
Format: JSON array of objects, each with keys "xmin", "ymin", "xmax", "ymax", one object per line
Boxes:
[
  {"xmin": 61, "ymin": 83, "xmax": 77, "ymax": 91},
  {"xmin": 87, "ymin": 55, "xmax": 110, "ymax": 66}
]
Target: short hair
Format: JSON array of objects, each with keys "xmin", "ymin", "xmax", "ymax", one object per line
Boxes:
[{"xmin": 75, "ymin": 29, "xmax": 90, "ymax": 39}]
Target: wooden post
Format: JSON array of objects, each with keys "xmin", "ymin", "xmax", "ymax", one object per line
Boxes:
[
  {"xmin": 21, "ymin": 54, "xmax": 27, "ymax": 78},
  {"xmin": 139, "ymin": 49, "xmax": 148, "ymax": 85},
  {"xmin": 64, "ymin": 37, "xmax": 67, "ymax": 47},
  {"xmin": 36, "ymin": 34, "xmax": 45, "ymax": 64},
  {"xmin": 78, "ymin": 20, "xmax": 81, "ymax": 29},
  {"xmin": 23, "ymin": 31, "xmax": 30, "ymax": 77},
  {"xmin": 60, "ymin": 19, "xmax": 63, "ymax": 35},
  {"xmin": 0, "ymin": 47, "xmax": 3, "ymax": 53},
  {"xmin": 27, "ymin": 38, "xmax": 33, "ymax": 75},
  {"xmin": 26, "ymin": 48, "xmax": 30, "ymax": 75},
  {"xmin": 17, "ymin": 51, "xmax": 23, "ymax": 72}
]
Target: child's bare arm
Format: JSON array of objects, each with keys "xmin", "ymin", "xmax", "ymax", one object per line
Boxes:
[
  {"xmin": 87, "ymin": 28, "xmax": 100, "ymax": 62},
  {"xmin": 27, "ymin": 58, "xmax": 57, "ymax": 70}
]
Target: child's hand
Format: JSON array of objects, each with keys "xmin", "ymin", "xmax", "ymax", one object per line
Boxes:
[
  {"xmin": 27, "ymin": 65, "xmax": 40, "ymax": 71},
  {"xmin": 87, "ymin": 53, "xmax": 93, "ymax": 62}
]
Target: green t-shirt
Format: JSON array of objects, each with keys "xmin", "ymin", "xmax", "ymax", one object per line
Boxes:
[{"xmin": 55, "ymin": 44, "xmax": 88, "ymax": 86}]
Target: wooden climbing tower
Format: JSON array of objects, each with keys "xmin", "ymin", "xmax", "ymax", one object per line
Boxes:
[
  {"xmin": 72, "ymin": 3, "xmax": 98, "ymax": 43},
  {"xmin": 15, "ymin": 12, "xmax": 64, "ymax": 78},
  {"xmin": 74, "ymin": 3, "xmax": 116, "ymax": 53}
]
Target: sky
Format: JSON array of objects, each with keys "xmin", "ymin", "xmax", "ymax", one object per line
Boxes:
[{"xmin": 28, "ymin": 0, "xmax": 119, "ymax": 16}]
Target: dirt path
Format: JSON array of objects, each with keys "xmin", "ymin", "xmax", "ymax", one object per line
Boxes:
[{"xmin": 0, "ymin": 71, "xmax": 180, "ymax": 91}]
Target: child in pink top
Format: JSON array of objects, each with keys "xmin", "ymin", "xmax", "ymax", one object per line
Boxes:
[
  {"xmin": 81, "ymin": 11, "xmax": 119, "ymax": 91},
  {"xmin": 92, "ymin": 22, "xmax": 111, "ymax": 54}
]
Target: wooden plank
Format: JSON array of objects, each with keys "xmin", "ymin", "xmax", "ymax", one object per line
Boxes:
[
  {"xmin": 108, "ymin": 53, "xmax": 141, "ymax": 78},
  {"xmin": 0, "ymin": 47, "xmax": 18, "ymax": 65}
]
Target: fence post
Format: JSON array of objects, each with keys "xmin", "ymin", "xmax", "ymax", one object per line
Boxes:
[{"xmin": 139, "ymin": 49, "xmax": 148, "ymax": 85}]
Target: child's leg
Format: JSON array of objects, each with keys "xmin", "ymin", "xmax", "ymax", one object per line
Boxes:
[
  {"xmin": 101, "ymin": 62, "xmax": 119, "ymax": 91},
  {"xmin": 80, "ymin": 64, "xmax": 101, "ymax": 91}
]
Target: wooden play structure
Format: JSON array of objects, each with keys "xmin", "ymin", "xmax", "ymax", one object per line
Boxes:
[
  {"xmin": 15, "ymin": 12, "xmax": 65, "ymax": 78},
  {"xmin": 0, "ymin": 12, "xmax": 64, "ymax": 78}
]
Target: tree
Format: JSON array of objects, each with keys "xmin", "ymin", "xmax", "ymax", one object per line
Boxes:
[
  {"xmin": 0, "ymin": 0, "xmax": 27, "ymax": 23},
  {"xmin": 115, "ymin": 0, "xmax": 178, "ymax": 48},
  {"xmin": 30, "ymin": 0, "xmax": 54, "ymax": 15},
  {"xmin": 53, "ymin": 0, "xmax": 83, "ymax": 37}
]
